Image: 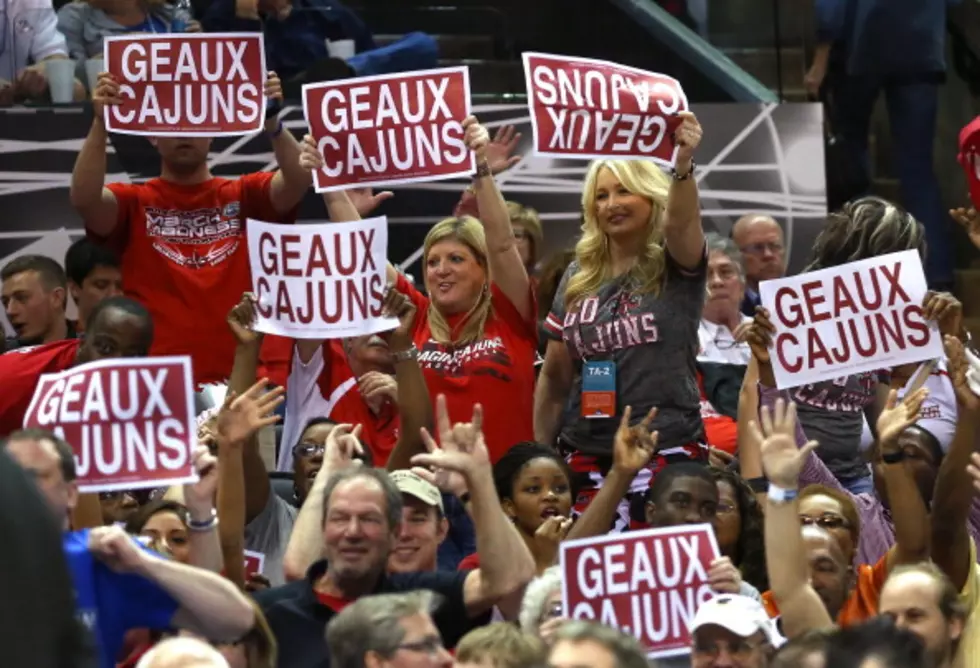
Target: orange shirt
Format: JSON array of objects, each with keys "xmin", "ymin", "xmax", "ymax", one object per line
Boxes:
[
  {"xmin": 762, "ymin": 555, "xmax": 889, "ymax": 626},
  {"xmin": 396, "ymin": 274, "xmax": 537, "ymax": 463},
  {"xmin": 92, "ymin": 174, "xmax": 294, "ymax": 388}
]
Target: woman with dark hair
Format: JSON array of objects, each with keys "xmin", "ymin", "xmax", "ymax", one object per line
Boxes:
[
  {"xmin": 125, "ymin": 500, "xmax": 195, "ymax": 566},
  {"xmin": 457, "ymin": 442, "xmax": 578, "ymax": 574},
  {"xmin": 710, "ymin": 467, "xmax": 769, "ymax": 592}
]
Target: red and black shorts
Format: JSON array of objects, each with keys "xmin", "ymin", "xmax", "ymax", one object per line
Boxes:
[{"xmin": 562, "ymin": 441, "xmax": 708, "ymax": 533}]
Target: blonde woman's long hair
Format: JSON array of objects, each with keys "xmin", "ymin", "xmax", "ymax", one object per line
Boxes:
[
  {"xmin": 564, "ymin": 159, "xmax": 671, "ymax": 309},
  {"xmin": 423, "ymin": 216, "xmax": 493, "ymax": 346}
]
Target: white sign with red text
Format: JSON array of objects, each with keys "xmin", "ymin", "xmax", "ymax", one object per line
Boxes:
[
  {"xmin": 560, "ymin": 524, "xmax": 720, "ymax": 659},
  {"xmin": 759, "ymin": 250, "xmax": 942, "ymax": 389},
  {"xmin": 246, "ymin": 217, "xmax": 398, "ymax": 338},
  {"xmin": 22, "ymin": 357, "xmax": 197, "ymax": 493},
  {"xmin": 523, "ymin": 52, "xmax": 688, "ymax": 167},
  {"xmin": 302, "ymin": 66, "xmax": 475, "ymax": 192},
  {"xmin": 104, "ymin": 33, "xmax": 266, "ymax": 136}
]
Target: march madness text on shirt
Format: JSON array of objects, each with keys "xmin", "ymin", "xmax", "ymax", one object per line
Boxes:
[
  {"xmin": 145, "ymin": 203, "xmax": 243, "ymax": 269},
  {"xmin": 561, "ymin": 293, "xmax": 660, "ymax": 359},
  {"xmin": 417, "ymin": 336, "xmax": 512, "ymax": 377}
]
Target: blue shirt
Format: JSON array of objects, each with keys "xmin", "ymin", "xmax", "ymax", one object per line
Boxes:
[
  {"xmin": 815, "ymin": 0, "xmax": 959, "ymax": 77},
  {"xmin": 64, "ymin": 530, "xmax": 179, "ymax": 668}
]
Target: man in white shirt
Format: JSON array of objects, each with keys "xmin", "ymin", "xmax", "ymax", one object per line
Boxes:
[
  {"xmin": 699, "ymin": 233, "xmax": 751, "ymax": 365},
  {"xmin": 0, "ymin": 0, "xmax": 84, "ymax": 105}
]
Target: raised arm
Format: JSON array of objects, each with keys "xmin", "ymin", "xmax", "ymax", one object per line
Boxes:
[
  {"xmin": 413, "ymin": 397, "xmax": 536, "ymax": 620},
  {"xmin": 213, "ymin": 380, "xmax": 285, "ymax": 588},
  {"xmin": 70, "ymin": 73, "xmax": 119, "ymax": 236},
  {"xmin": 181, "ymin": 447, "xmax": 224, "ymax": 573},
  {"xmin": 225, "ymin": 295, "xmax": 278, "ymax": 522},
  {"xmin": 463, "ymin": 117, "xmax": 532, "ymax": 319},
  {"xmin": 662, "ymin": 111, "xmax": 705, "ymax": 270},
  {"xmin": 265, "ymin": 74, "xmax": 312, "ymax": 215},
  {"xmin": 89, "ymin": 527, "xmax": 254, "ymax": 642},
  {"xmin": 382, "ymin": 291, "xmax": 434, "ymax": 471},
  {"xmin": 281, "ymin": 424, "xmax": 364, "ymax": 581},
  {"xmin": 932, "ymin": 335, "xmax": 980, "ymax": 590},
  {"xmin": 875, "ymin": 388, "xmax": 931, "ymax": 569},
  {"xmin": 755, "ymin": 400, "xmax": 834, "ymax": 638},
  {"xmin": 566, "ymin": 407, "xmax": 657, "ymax": 541}
]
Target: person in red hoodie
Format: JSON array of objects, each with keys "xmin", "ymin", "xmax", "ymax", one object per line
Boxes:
[{"xmin": 0, "ymin": 295, "xmax": 153, "ymax": 437}]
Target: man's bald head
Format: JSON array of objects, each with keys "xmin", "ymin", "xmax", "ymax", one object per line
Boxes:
[
  {"xmin": 136, "ymin": 638, "xmax": 229, "ymax": 668},
  {"xmin": 730, "ymin": 214, "xmax": 785, "ymax": 287}
]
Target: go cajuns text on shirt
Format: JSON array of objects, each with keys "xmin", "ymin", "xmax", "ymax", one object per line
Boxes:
[{"xmin": 556, "ymin": 290, "xmax": 660, "ymax": 359}]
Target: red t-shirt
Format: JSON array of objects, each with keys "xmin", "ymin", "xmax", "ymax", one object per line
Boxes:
[
  {"xmin": 293, "ymin": 340, "xmax": 399, "ymax": 466},
  {"xmin": 396, "ymin": 274, "xmax": 537, "ymax": 463},
  {"xmin": 457, "ymin": 552, "xmax": 480, "ymax": 571},
  {"xmin": 0, "ymin": 339, "xmax": 80, "ymax": 437},
  {"xmin": 91, "ymin": 174, "xmax": 293, "ymax": 388}
]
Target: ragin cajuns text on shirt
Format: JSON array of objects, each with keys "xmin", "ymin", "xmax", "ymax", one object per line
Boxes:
[{"xmin": 417, "ymin": 335, "xmax": 514, "ymax": 378}]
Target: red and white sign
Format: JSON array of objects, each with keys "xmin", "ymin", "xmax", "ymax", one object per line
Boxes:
[
  {"xmin": 760, "ymin": 250, "xmax": 943, "ymax": 389},
  {"xmin": 560, "ymin": 524, "xmax": 720, "ymax": 659},
  {"xmin": 247, "ymin": 217, "xmax": 398, "ymax": 338},
  {"xmin": 22, "ymin": 357, "xmax": 197, "ymax": 493},
  {"xmin": 244, "ymin": 550, "xmax": 266, "ymax": 578},
  {"xmin": 523, "ymin": 52, "xmax": 688, "ymax": 167},
  {"xmin": 104, "ymin": 33, "xmax": 266, "ymax": 136},
  {"xmin": 302, "ymin": 66, "xmax": 475, "ymax": 192}
]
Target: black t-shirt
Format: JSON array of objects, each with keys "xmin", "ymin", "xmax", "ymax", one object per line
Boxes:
[{"xmin": 253, "ymin": 560, "xmax": 490, "ymax": 668}]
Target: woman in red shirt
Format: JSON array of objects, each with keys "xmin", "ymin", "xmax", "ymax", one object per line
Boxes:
[{"xmin": 299, "ymin": 116, "xmax": 536, "ymax": 463}]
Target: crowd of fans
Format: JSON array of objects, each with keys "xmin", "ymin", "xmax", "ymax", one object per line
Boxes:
[{"xmin": 4, "ymin": 0, "xmax": 980, "ymax": 667}]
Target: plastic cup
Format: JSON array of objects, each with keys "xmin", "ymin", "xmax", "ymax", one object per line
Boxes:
[
  {"xmin": 44, "ymin": 58, "xmax": 77, "ymax": 104},
  {"xmin": 327, "ymin": 39, "xmax": 355, "ymax": 60},
  {"xmin": 84, "ymin": 57, "xmax": 104, "ymax": 94}
]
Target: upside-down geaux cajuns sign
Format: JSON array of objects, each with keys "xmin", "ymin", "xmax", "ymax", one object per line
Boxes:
[
  {"xmin": 103, "ymin": 33, "xmax": 266, "ymax": 136},
  {"xmin": 759, "ymin": 250, "xmax": 943, "ymax": 389},
  {"xmin": 247, "ymin": 217, "xmax": 398, "ymax": 338},
  {"xmin": 560, "ymin": 524, "xmax": 720, "ymax": 659},
  {"xmin": 522, "ymin": 52, "xmax": 688, "ymax": 167},
  {"xmin": 302, "ymin": 66, "xmax": 475, "ymax": 192},
  {"xmin": 22, "ymin": 357, "xmax": 198, "ymax": 493}
]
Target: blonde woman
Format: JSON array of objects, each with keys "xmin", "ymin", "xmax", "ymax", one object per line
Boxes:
[
  {"xmin": 298, "ymin": 116, "xmax": 537, "ymax": 464},
  {"xmin": 534, "ymin": 112, "xmax": 706, "ymax": 530}
]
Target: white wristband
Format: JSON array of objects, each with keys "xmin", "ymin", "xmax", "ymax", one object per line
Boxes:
[{"xmin": 767, "ymin": 483, "xmax": 799, "ymax": 504}]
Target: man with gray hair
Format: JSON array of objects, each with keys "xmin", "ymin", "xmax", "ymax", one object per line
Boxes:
[
  {"xmin": 255, "ymin": 407, "xmax": 536, "ymax": 668},
  {"xmin": 548, "ymin": 621, "xmax": 648, "ymax": 668},
  {"xmin": 699, "ymin": 233, "xmax": 751, "ymax": 365},
  {"xmin": 135, "ymin": 637, "xmax": 229, "ymax": 668},
  {"xmin": 729, "ymin": 214, "xmax": 786, "ymax": 316},
  {"xmin": 326, "ymin": 590, "xmax": 452, "ymax": 668}
]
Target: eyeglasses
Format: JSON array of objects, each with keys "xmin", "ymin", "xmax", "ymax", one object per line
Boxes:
[
  {"xmin": 800, "ymin": 514, "xmax": 851, "ymax": 530},
  {"xmin": 292, "ymin": 442, "xmax": 325, "ymax": 458},
  {"xmin": 708, "ymin": 267, "xmax": 740, "ymax": 281},
  {"xmin": 740, "ymin": 242, "xmax": 784, "ymax": 256},
  {"xmin": 712, "ymin": 336, "xmax": 744, "ymax": 351},
  {"xmin": 693, "ymin": 638, "xmax": 764, "ymax": 659},
  {"xmin": 716, "ymin": 501, "xmax": 737, "ymax": 515},
  {"xmin": 395, "ymin": 636, "xmax": 446, "ymax": 657}
]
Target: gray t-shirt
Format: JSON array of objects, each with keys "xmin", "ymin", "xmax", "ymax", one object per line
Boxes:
[
  {"xmin": 244, "ymin": 492, "xmax": 298, "ymax": 587},
  {"xmin": 790, "ymin": 373, "xmax": 878, "ymax": 482},
  {"xmin": 544, "ymin": 253, "xmax": 707, "ymax": 457}
]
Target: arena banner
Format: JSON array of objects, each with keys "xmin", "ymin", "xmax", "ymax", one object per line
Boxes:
[
  {"xmin": 302, "ymin": 66, "xmax": 475, "ymax": 192},
  {"xmin": 760, "ymin": 250, "xmax": 943, "ymax": 389},
  {"xmin": 523, "ymin": 52, "xmax": 688, "ymax": 167},
  {"xmin": 103, "ymin": 33, "xmax": 266, "ymax": 136},
  {"xmin": 22, "ymin": 357, "xmax": 197, "ymax": 493},
  {"xmin": 560, "ymin": 523, "xmax": 719, "ymax": 659},
  {"xmin": 247, "ymin": 217, "xmax": 398, "ymax": 338}
]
